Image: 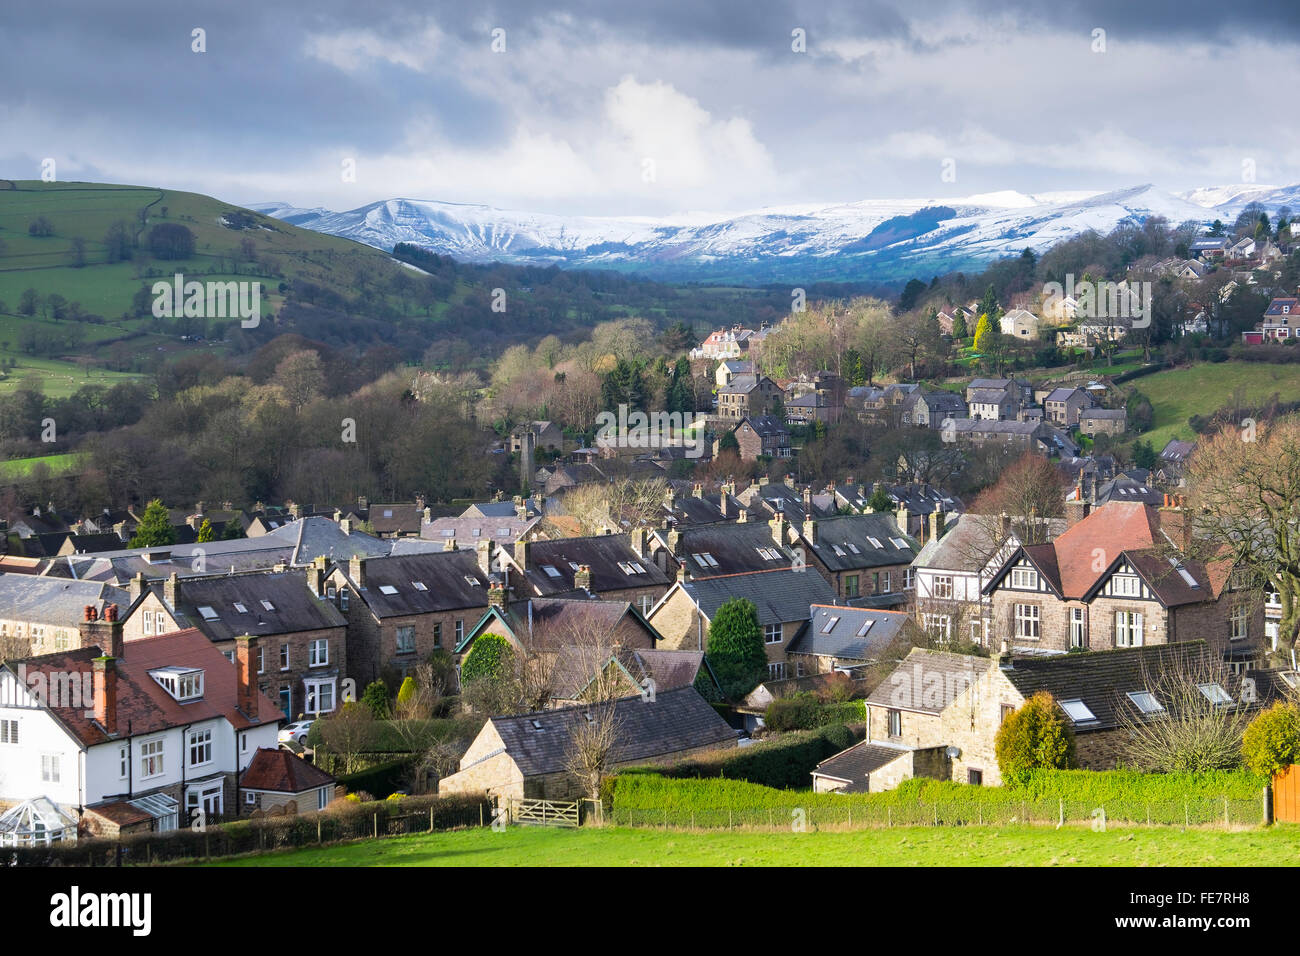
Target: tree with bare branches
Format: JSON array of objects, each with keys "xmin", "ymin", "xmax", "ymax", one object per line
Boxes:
[
  {"xmin": 1115, "ymin": 652, "xmax": 1251, "ymax": 772},
  {"xmin": 1184, "ymin": 417, "xmax": 1300, "ymax": 656},
  {"xmin": 560, "ymin": 475, "xmax": 668, "ymax": 534}
]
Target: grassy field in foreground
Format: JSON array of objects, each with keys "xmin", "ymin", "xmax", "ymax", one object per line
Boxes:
[
  {"xmin": 206, "ymin": 823, "xmax": 1300, "ymax": 867},
  {"xmin": 1135, "ymin": 362, "xmax": 1300, "ymax": 450}
]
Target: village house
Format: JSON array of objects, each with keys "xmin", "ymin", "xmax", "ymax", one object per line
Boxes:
[
  {"xmin": 238, "ymin": 748, "xmax": 337, "ymax": 816},
  {"xmin": 786, "ymin": 604, "xmax": 910, "ymax": 677},
  {"xmin": 647, "ymin": 566, "xmax": 837, "ymax": 680},
  {"xmin": 785, "ymin": 512, "xmax": 920, "ymax": 604},
  {"xmin": 912, "ymin": 390, "xmax": 968, "ymax": 429},
  {"xmin": 1043, "ymin": 387, "xmax": 1095, "ymax": 427},
  {"xmin": 722, "ymin": 415, "xmax": 791, "ymax": 460},
  {"xmin": 999, "ymin": 309, "xmax": 1040, "ymax": 339},
  {"xmin": 965, "ymin": 380, "xmax": 1021, "ymax": 421},
  {"xmin": 0, "ymin": 576, "xmax": 128, "ymax": 657},
  {"xmin": 0, "ymin": 623, "xmax": 281, "ymax": 842},
  {"xmin": 1078, "ymin": 407, "xmax": 1127, "ymax": 437},
  {"xmin": 120, "ymin": 564, "xmax": 348, "ymax": 722},
  {"xmin": 691, "ymin": 325, "xmax": 755, "ymax": 360},
  {"xmin": 437, "ymin": 686, "xmax": 737, "ymax": 801},
  {"xmin": 648, "ymin": 519, "xmax": 797, "ymax": 580},
  {"xmin": 814, "ymin": 641, "xmax": 1274, "ymax": 792},
  {"xmin": 504, "ymin": 532, "xmax": 672, "ymax": 616},
  {"xmin": 457, "ymin": 594, "xmax": 661, "ymax": 661},
  {"xmin": 983, "ymin": 500, "xmax": 1265, "ymax": 669},
  {"xmin": 327, "ymin": 544, "xmax": 495, "ymax": 685},
  {"xmin": 715, "ymin": 359, "xmax": 755, "ymax": 389},
  {"xmin": 717, "ymin": 374, "xmax": 782, "ymax": 421},
  {"xmin": 546, "ymin": 646, "xmax": 718, "ymax": 707},
  {"xmin": 509, "ymin": 421, "xmax": 564, "ymax": 454}
]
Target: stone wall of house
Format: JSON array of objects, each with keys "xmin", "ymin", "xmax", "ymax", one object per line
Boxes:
[
  {"xmin": 226, "ymin": 625, "xmax": 348, "ymax": 719},
  {"xmin": 865, "ymin": 703, "xmax": 945, "ymax": 750},
  {"xmin": 939, "ymin": 667, "xmax": 1022, "ymax": 786},
  {"xmin": 648, "ymin": 590, "xmax": 708, "ymax": 652}
]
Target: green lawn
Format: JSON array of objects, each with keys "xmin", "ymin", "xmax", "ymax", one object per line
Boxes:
[
  {"xmin": 0, "ymin": 452, "xmax": 84, "ymax": 478},
  {"xmin": 206, "ymin": 823, "xmax": 1300, "ymax": 867},
  {"xmin": 1135, "ymin": 362, "xmax": 1300, "ymax": 451}
]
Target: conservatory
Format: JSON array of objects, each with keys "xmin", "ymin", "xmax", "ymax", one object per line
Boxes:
[{"xmin": 0, "ymin": 797, "xmax": 78, "ymax": 846}]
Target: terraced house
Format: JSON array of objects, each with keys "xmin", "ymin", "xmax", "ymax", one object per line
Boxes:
[
  {"xmin": 983, "ymin": 500, "xmax": 1264, "ymax": 669},
  {"xmin": 787, "ymin": 512, "xmax": 919, "ymax": 605},
  {"xmin": 120, "ymin": 563, "xmax": 348, "ymax": 721},
  {"xmin": 327, "ymin": 543, "xmax": 495, "ymax": 685},
  {"xmin": 0, "ymin": 576, "xmax": 128, "ymax": 656}
]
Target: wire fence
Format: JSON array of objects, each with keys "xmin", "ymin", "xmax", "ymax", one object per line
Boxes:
[
  {"xmin": 611, "ymin": 796, "xmax": 1267, "ymax": 831},
  {"xmin": 5, "ymin": 794, "xmax": 492, "ymax": 867}
]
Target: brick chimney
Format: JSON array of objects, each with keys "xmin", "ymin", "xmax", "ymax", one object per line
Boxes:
[
  {"xmin": 79, "ymin": 605, "xmax": 123, "ymax": 659},
  {"xmin": 803, "ymin": 518, "xmax": 818, "ymax": 546},
  {"xmin": 1159, "ymin": 494, "xmax": 1193, "ymax": 553},
  {"xmin": 663, "ymin": 486, "xmax": 676, "ymax": 510},
  {"xmin": 737, "ymin": 508, "xmax": 748, "ymax": 524},
  {"xmin": 92, "ymin": 657, "xmax": 117, "ymax": 735},
  {"xmin": 999, "ymin": 512, "xmax": 1012, "ymax": 538},
  {"xmin": 802, "ymin": 486, "xmax": 812, "ymax": 511},
  {"xmin": 443, "ymin": 535, "xmax": 457, "ymax": 552},
  {"xmin": 164, "ymin": 572, "xmax": 179, "ymax": 608},
  {"xmin": 415, "ymin": 494, "xmax": 426, "ymax": 511},
  {"xmin": 929, "ymin": 509, "xmax": 942, "ymax": 543},
  {"xmin": 574, "ymin": 565, "xmax": 592, "ymax": 591},
  {"xmin": 488, "ymin": 578, "xmax": 507, "ymax": 609},
  {"xmin": 1065, "ymin": 495, "xmax": 1091, "ymax": 530},
  {"xmin": 514, "ymin": 538, "xmax": 531, "ymax": 571},
  {"xmin": 477, "ymin": 539, "xmax": 492, "ymax": 576},
  {"xmin": 235, "ymin": 635, "xmax": 258, "ymax": 719},
  {"xmin": 692, "ymin": 483, "xmax": 703, "ymax": 499},
  {"xmin": 349, "ymin": 555, "xmax": 366, "ymax": 590},
  {"xmin": 129, "ymin": 571, "xmax": 147, "ymax": 602},
  {"xmin": 630, "ymin": 528, "xmax": 647, "ymax": 559},
  {"xmin": 719, "ymin": 493, "xmax": 729, "ymax": 518},
  {"xmin": 308, "ymin": 556, "xmax": 326, "ymax": 597},
  {"xmin": 339, "ymin": 517, "xmax": 353, "ymax": 535},
  {"xmin": 423, "ymin": 507, "xmax": 432, "ymax": 524},
  {"xmin": 894, "ymin": 501, "xmax": 910, "ymax": 536}
]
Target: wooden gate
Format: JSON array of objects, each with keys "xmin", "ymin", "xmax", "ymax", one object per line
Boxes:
[
  {"xmin": 1274, "ymin": 766, "xmax": 1300, "ymax": 822},
  {"xmin": 508, "ymin": 798, "xmax": 580, "ymax": 827}
]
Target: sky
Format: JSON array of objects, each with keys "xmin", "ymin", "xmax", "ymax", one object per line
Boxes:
[{"xmin": 3, "ymin": 0, "xmax": 1299, "ymax": 218}]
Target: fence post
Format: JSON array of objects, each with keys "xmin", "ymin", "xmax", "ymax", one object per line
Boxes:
[
  {"xmin": 374, "ymin": 812, "xmax": 378, "ymax": 838},
  {"xmin": 1058, "ymin": 798, "xmax": 1063, "ymax": 828},
  {"xmin": 1264, "ymin": 785, "xmax": 1273, "ymax": 826},
  {"xmin": 729, "ymin": 808, "xmax": 733, "ymax": 831},
  {"xmin": 429, "ymin": 806, "xmax": 434, "ymax": 833},
  {"xmin": 887, "ymin": 807, "xmax": 891, "ymax": 828},
  {"xmin": 318, "ymin": 818, "xmax": 322, "ymax": 844}
]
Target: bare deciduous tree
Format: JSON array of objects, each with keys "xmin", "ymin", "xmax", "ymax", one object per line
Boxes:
[{"xmin": 1116, "ymin": 652, "xmax": 1251, "ymax": 772}]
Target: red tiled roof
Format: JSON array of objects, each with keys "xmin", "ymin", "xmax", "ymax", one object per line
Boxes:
[
  {"xmin": 12, "ymin": 628, "xmax": 282, "ymax": 748},
  {"xmin": 239, "ymin": 748, "xmax": 335, "ymax": 793},
  {"xmin": 1051, "ymin": 502, "xmax": 1161, "ymax": 598}
]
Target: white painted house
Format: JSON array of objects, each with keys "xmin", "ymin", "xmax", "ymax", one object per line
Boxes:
[{"xmin": 0, "ymin": 621, "xmax": 280, "ymax": 844}]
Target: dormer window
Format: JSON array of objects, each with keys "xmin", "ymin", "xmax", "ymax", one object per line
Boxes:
[
  {"xmin": 1011, "ymin": 568, "xmax": 1038, "ymax": 590},
  {"xmin": 151, "ymin": 666, "xmax": 204, "ymax": 703}
]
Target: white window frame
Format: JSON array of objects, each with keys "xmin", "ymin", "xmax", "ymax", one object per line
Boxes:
[
  {"xmin": 1014, "ymin": 603, "xmax": 1040, "ymax": 640},
  {"xmin": 40, "ymin": 753, "xmax": 60, "ymax": 784},
  {"xmin": 310, "ymin": 638, "xmax": 329, "ymax": 666},
  {"xmin": 767, "ymin": 662, "xmax": 787, "ymax": 680},
  {"xmin": 396, "ymin": 626, "xmax": 416, "ymax": 655},
  {"xmin": 1230, "ymin": 605, "xmax": 1249, "ymax": 642},
  {"xmin": 1115, "ymin": 610, "xmax": 1144, "ymax": 647},
  {"xmin": 1111, "ymin": 574, "xmax": 1141, "ymax": 597},
  {"xmin": 304, "ymin": 678, "xmax": 336, "ymax": 715},
  {"xmin": 188, "ymin": 728, "xmax": 213, "ymax": 767},
  {"xmin": 1011, "ymin": 567, "xmax": 1038, "ymax": 590},
  {"xmin": 279, "ymin": 644, "xmax": 290, "ymax": 671},
  {"xmin": 933, "ymin": 575, "xmax": 953, "ymax": 600},
  {"xmin": 0, "ymin": 719, "xmax": 17, "ymax": 745},
  {"xmin": 140, "ymin": 738, "xmax": 165, "ymax": 779},
  {"xmin": 1069, "ymin": 607, "xmax": 1087, "ymax": 649},
  {"xmin": 764, "ymin": 623, "xmax": 783, "ymax": 645}
]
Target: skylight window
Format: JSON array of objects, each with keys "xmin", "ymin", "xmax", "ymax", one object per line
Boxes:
[
  {"xmin": 233, "ymin": 603, "xmax": 247, "ymax": 613},
  {"xmin": 411, "ymin": 582, "xmax": 427, "ymax": 591},
  {"xmin": 543, "ymin": 565, "xmax": 562, "ymax": 578},
  {"xmin": 890, "ymin": 537, "xmax": 908, "ymax": 549},
  {"xmin": 702, "ymin": 553, "xmax": 719, "ymax": 567},
  {"xmin": 856, "ymin": 620, "xmax": 874, "ymax": 637},
  {"xmin": 530, "ymin": 719, "xmax": 544, "ymax": 730},
  {"xmin": 1059, "ymin": 698, "xmax": 1096, "ymax": 723},
  {"xmin": 832, "ymin": 545, "xmax": 845, "ymax": 556},
  {"xmin": 846, "ymin": 543, "xmax": 861, "ymax": 554},
  {"xmin": 1197, "ymin": 683, "xmax": 1233, "ymax": 706},
  {"xmin": 1127, "ymin": 690, "xmax": 1164, "ymax": 714},
  {"xmin": 464, "ymin": 576, "xmax": 482, "ymax": 587},
  {"xmin": 378, "ymin": 585, "xmax": 399, "ymax": 595},
  {"xmin": 569, "ymin": 562, "xmax": 582, "ymax": 571},
  {"xmin": 867, "ymin": 536, "xmax": 883, "ymax": 549},
  {"xmin": 821, "ymin": 616, "xmax": 840, "ymax": 634},
  {"xmin": 383, "ymin": 509, "xmax": 393, "ymax": 518},
  {"xmin": 197, "ymin": 606, "xmax": 218, "ymax": 621},
  {"xmin": 260, "ymin": 600, "xmax": 275, "ymax": 612}
]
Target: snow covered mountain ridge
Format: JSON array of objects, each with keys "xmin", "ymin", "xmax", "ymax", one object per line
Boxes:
[{"xmin": 252, "ymin": 182, "xmax": 1300, "ymax": 285}]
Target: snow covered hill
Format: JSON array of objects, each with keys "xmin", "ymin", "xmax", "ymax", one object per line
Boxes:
[{"xmin": 252, "ymin": 182, "xmax": 1297, "ymax": 284}]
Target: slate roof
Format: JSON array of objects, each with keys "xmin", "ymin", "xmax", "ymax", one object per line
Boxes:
[
  {"xmin": 658, "ymin": 521, "xmax": 795, "ymax": 577},
  {"xmin": 549, "ymin": 646, "xmax": 706, "ymax": 700},
  {"xmin": 999, "ymin": 641, "xmax": 1252, "ymax": 731},
  {"xmin": 422, "ymin": 516, "xmax": 539, "ymax": 545},
  {"xmin": 0, "ymin": 575, "xmax": 128, "ymax": 625},
  {"xmin": 166, "ymin": 570, "xmax": 347, "ymax": 642},
  {"xmin": 866, "ymin": 649, "xmax": 989, "ymax": 714},
  {"xmin": 790, "ymin": 605, "xmax": 909, "ymax": 660},
  {"xmin": 7, "ymin": 628, "xmax": 282, "ymax": 748},
  {"xmin": 461, "ymin": 596, "xmax": 659, "ymax": 653},
  {"xmin": 342, "ymin": 550, "xmax": 494, "ymax": 617},
  {"xmin": 519, "ymin": 534, "xmax": 670, "ymax": 595},
  {"xmin": 1159, "ymin": 439, "xmax": 1197, "ymax": 463},
  {"xmin": 812, "ymin": 741, "xmax": 910, "ymax": 791},
  {"xmin": 240, "ymin": 747, "xmax": 335, "ymax": 793},
  {"xmin": 476, "ymin": 686, "xmax": 736, "ymax": 777},
  {"xmin": 801, "ymin": 513, "xmax": 919, "ymax": 571},
  {"xmin": 1081, "ymin": 408, "xmax": 1126, "ymax": 420},
  {"xmin": 676, "ymin": 567, "xmax": 837, "ymax": 627}
]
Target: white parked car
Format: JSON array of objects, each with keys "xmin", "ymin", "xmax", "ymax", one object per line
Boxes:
[{"xmin": 278, "ymin": 720, "xmax": 314, "ymax": 746}]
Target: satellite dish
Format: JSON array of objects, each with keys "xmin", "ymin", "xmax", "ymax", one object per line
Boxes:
[{"xmin": 945, "ymin": 746, "xmax": 961, "ymax": 759}]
